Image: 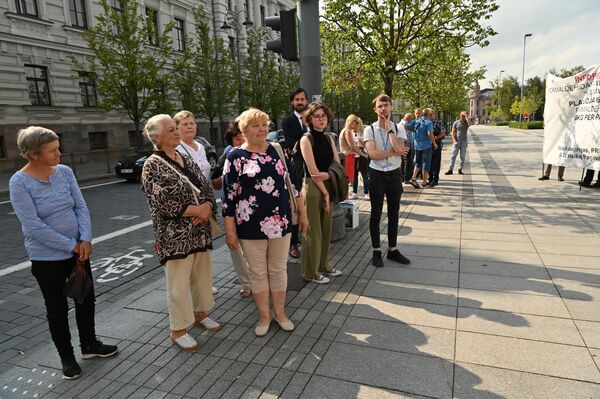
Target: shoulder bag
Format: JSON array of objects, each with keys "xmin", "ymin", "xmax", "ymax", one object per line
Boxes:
[{"xmin": 271, "ymin": 143, "xmax": 299, "ymax": 225}]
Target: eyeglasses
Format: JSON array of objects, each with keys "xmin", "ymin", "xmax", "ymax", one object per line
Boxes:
[{"xmin": 312, "ymin": 114, "xmax": 327, "ymax": 120}]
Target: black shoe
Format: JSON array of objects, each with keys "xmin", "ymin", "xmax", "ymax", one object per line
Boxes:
[
  {"xmin": 372, "ymin": 251, "xmax": 384, "ymax": 267},
  {"xmin": 432, "ymin": 180, "xmax": 439, "ymax": 187},
  {"xmin": 538, "ymin": 175, "xmax": 549, "ymax": 180},
  {"xmin": 580, "ymin": 181, "xmax": 591, "ymax": 187},
  {"xmin": 458, "ymin": 169, "xmax": 464, "ymax": 175},
  {"xmin": 387, "ymin": 249, "xmax": 411, "ymax": 265},
  {"xmin": 61, "ymin": 355, "xmax": 81, "ymax": 380},
  {"xmin": 558, "ymin": 177, "xmax": 564, "ymax": 182},
  {"xmin": 592, "ymin": 181, "xmax": 600, "ymax": 187},
  {"xmin": 444, "ymin": 170, "xmax": 453, "ymax": 175},
  {"xmin": 81, "ymin": 340, "xmax": 118, "ymax": 359}
]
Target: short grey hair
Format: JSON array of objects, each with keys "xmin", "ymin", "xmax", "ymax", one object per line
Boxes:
[
  {"xmin": 422, "ymin": 108, "xmax": 433, "ymax": 117},
  {"xmin": 17, "ymin": 126, "xmax": 60, "ymax": 158},
  {"xmin": 143, "ymin": 114, "xmax": 172, "ymax": 149}
]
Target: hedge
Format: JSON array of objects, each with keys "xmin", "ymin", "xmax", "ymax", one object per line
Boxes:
[
  {"xmin": 508, "ymin": 121, "xmax": 544, "ymax": 129},
  {"xmin": 494, "ymin": 121, "xmax": 510, "ymax": 126}
]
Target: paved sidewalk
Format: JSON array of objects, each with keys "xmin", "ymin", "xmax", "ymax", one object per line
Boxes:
[{"xmin": 1, "ymin": 125, "xmax": 600, "ymax": 398}]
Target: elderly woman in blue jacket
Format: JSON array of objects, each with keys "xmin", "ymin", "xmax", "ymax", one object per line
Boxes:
[{"xmin": 9, "ymin": 126, "xmax": 118, "ymax": 380}]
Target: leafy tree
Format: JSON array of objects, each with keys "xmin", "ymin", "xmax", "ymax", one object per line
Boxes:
[
  {"xmin": 525, "ymin": 76, "xmax": 545, "ymax": 120},
  {"xmin": 493, "ymin": 75, "xmax": 520, "ymax": 120},
  {"xmin": 510, "ymin": 93, "xmax": 542, "ymax": 118},
  {"xmin": 550, "ymin": 65, "xmax": 585, "ymax": 78},
  {"xmin": 321, "ymin": 0, "xmax": 498, "ymax": 97},
  {"xmin": 79, "ymin": 0, "xmax": 176, "ymax": 135},
  {"xmin": 172, "ymin": 9, "xmax": 237, "ymax": 143}
]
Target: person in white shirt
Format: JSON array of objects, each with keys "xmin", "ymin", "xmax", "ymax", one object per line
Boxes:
[{"xmin": 174, "ymin": 110, "xmax": 218, "ymax": 295}]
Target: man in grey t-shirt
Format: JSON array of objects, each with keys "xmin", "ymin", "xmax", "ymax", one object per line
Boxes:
[{"xmin": 445, "ymin": 112, "xmax": 470, "ymax": 175}]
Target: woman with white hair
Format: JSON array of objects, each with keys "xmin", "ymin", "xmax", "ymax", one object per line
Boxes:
[
  {"xmin": 140, "ymin": 114, "xmax": 220, "ymax": 351},
  {"xmin": 9, "ymin": 126, "xmax": 118, "ymax": 380}
]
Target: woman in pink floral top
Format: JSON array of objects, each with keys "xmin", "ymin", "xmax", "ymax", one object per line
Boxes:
[{"xmin": 223, "ymin": 108, "xmax": 308, "ymax": 337}]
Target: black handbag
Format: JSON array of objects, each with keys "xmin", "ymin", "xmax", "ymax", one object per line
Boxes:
[{"xmin": 64, "ymin": 260, "xmax": 93, "ymax": 304}]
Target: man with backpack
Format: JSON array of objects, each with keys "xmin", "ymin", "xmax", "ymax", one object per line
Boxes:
[
  {"xmin": 410, "ymin": 108, "xmax": 437, "ymax": 188},
  {"xmin": 364, "ymin": 94, "xmax": 411, "ymax": 268}
]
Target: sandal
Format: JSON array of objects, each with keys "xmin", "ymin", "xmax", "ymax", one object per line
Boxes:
[
  {"xmin": 239, "ymin": 289, "xmax": 252, "ymax": 298},
  {"xmin": 195, "ymin": 317, "xmax": 221, "ymax": 332},
  {"xmin": 289, "ymin": 247, "xmax": 301, "ymax": 259},
  {"xmin": 170, "ymin": 333, "xmax": 198, "ymax": 350}
]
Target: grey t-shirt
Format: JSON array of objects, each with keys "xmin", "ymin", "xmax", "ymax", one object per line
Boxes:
[{"xmin": 452, "ymin": 120, "xmax": 469, "ymax": 142}]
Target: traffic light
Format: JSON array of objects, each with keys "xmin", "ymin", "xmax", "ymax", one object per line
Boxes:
[{"xmin": 264, "ymin": 9, "xmax": 298, "ymax": 62}]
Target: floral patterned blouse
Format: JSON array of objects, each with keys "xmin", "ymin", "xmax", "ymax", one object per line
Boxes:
[{"xmin": 222, "ymin": 144, "xmax": 300, "ymax": 240}]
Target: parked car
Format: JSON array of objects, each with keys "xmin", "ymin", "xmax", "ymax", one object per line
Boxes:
[
  {"xmin": 115, "ymin": 136, "xmax": 218, "ymax": 181},
  {"xmin": 267, "ymin": 130, "xmax": 285, "ymax": 144}
]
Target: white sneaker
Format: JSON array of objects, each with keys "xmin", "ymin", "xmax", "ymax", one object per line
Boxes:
[
  {"xmin": 212, "ymin": 286, "xmax": 218, "ymax": 294},
  {"xmin": 325, "ymin": 269, "xmax": 342, "ymax": 277},
  {"xmin": 311, "ymin": 275, "xmax": 330, "ymax": 284},
  {"xmin": 363, "ymin": 194, "xmax": 370, "ymax": 200},
  {"xmin": 350, "ymin": 193, "xmax": 358, "ymax": 199}
]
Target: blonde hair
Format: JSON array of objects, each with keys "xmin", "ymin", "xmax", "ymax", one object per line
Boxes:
[
  {"xmin": 17, "ymin": 126, "xmax": 59, "ymax": 158},
  {"xmin": 344, "ymin": 114, "xmax": 364, "ymax": 133},
  {"xmin": 404, "ymin": 113, "xmax": 414, "ymax": 120},
  {"xmin": 237, "ymin": 108, "xmax": 270, "ymax": 134},
  {"xmin": 173, "ymin": 110, "xmax": 195, "ymax": 126},
  {"xmin": 143, "ymin": 114, "xmax": 172, "ymax": 149}
]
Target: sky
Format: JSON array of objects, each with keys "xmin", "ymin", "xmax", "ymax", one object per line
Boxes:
[{"xmin": 466, "ymin": 0, "xmax": 600, "ymax": 89}]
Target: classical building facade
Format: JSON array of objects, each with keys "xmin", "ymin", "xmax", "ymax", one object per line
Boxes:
[
  {"xmin": 0, "ymin": 0, "xmax": 293, "ymax": 171},
  {"xmin": 469, "ymin": 80, "xmax": 495, "ymax": 124}
]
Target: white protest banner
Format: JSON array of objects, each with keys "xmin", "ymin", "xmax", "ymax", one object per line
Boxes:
[{"xmin": 543, "ymin": 64, "xmax": 600, "ymax": 170}]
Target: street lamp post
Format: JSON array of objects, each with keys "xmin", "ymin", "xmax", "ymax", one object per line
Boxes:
[
  {"xmin": 221, "ymin": 6, "xmax": 253, "ymax": 111},
  {"xmin": 520, "ymin": 33, "xmax": 532, "ymax": 122},
  {"xmin": 498, "ymin": 69, "xmax": 505, "ymax": 117}
]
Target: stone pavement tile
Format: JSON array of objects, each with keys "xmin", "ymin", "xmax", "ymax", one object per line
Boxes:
[
  {"xmin": 455, "ymin": 331, "xmax": 600, "ymax": 383},
  {"xmin": 96, "ymin": 308, "xmax": 158, "ymax": 340},
  {"xmin": 396, "ymin": 255, "xmax": 459, "ymax": 273},
  {"xmin": 263, "ymin": 368, "xmax": 294, "ymax": 396},
  {"xmin": 398, "ymin": 227, "xmax": 459, "ymax": 240},
  {"xmin": 454, "ymin": 362, "xmax": 600, "ymax": 399},
  {"xmin": 461, "ymin": 222, "xmax": 527, "ymax": 234},
  {"xmin": 315, "ymin": 342, "xmax": 452, "ymax": 398},
  {"xmin": 459, "ymin": 259, "xmax": 549, "ymax": 279},
  {"xmin": 574, "ymin": 320, "xmax": 600, "ymax": 348},
  {"xmin": 169, "ymin": 354, "xmax": 217, "ymax": 396},
  {"xmin": 539, "ymin": 253, "xmax": 600, "ymax": 270},
  {"xmin": 534, "ymin": 242, "xmax": 600, "ymax": 256},
  {"xmin": 591, "ymin": 348, "xmax": 600, "ymax": 370},
  {"xmin": 240, "ymin": 385, "xmax": 263, "ymax": 399},
  {"xmin": 460, "ymin": 231, "xmax": 530, "ymax": 243},
  {"xmin": 300, "ymin": 375, "xmax": 429, "ymax": 399},
  {"xmin": 456, "ymin": 308, "xmax": 584, "ymax": 345},
  {"xmin": 337, "ymin": 316, "xmax": 455, "ymax": 360},
  {"xmin": 525, "ymin": 226, "xmax": 599, "ymax": 238},
  {"xmin": 459, "ymin": 238, "xmax": 537, "ymax": 253},
  {"xmin": 459, "ymin": 273, "xmax": 559, "ymax": 297},
  {"xmin": 252, "ymin": 365, "xmax": 279, "ymax": 389},
  {"xmin": 460, "ymin": 248, "xmax": 543, "ymax": 265},
  {"xmin": 458, "ymin": 288, "xmax": 571, "ymax": 318},
  {"xmin": 280, "ymin": 371, "xmax": 311, "ymax": 398},
  {"xmin": 372, "ymin": 268, "xmax": 458, "ymax": 288},
  {"xmin": 127, "ymin": 290, "xmax": 167, "ymax": 313},
  {"xmin": 389, "ymin": 244, "xmax": 459, "ymax": 260},
  {"xmin": 563, "ymin": 299, "xmax": 600, "ymax": 322},
  {"xmin": 351, "ymin": 296, "xmax": 456, "ymax": 330},
  {"xmin": 363, "ymin": 280, "xmax": 458, "ymax": 306}
]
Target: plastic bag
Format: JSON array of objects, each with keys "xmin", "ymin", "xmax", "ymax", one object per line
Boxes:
[{"xmin": 64, "ymin": 260, "xmax": 93, "ymax": 304}]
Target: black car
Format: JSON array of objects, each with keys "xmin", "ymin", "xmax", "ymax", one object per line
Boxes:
[{"xmin": 115, "ymin": 137, "xmax": 218, "ymax": 181}]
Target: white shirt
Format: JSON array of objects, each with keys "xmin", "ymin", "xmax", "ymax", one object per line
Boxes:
[
  {"xmin": 363, "ymin": 122, "xmax": 406, "ymax": 172},
  {"xmin": 294, "ymin": 111, "xmax": 304, "ymax": 131},
  {"xmin": 176, "ymin": 140, "xmax": 211, "ymax": 181}
]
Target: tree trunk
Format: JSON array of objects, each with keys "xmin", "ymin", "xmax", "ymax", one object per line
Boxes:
[
  {"xmin": 382, "ymin": 70, "xmax": 394, "ymax": 97},
  {"xmin": 208, "ymin": 117, "xmax": 215, "ymax": 144}
]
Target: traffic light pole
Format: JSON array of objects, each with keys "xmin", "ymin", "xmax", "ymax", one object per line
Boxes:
[{"xmin": 297, "ymin": 0, "xmax": 322, "ymax": 100}]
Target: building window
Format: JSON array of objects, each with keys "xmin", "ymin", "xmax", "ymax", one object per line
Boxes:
[
  {"xmin": 69, "ymin": 0, "xmax": 87, "ymax": 28},
  {"xmin": 15, "ymin": 0, "xmax": 38, "ymax": 17},
  {"xmin": 228, "ymin": 36, "xmax": 236, "ymax": 61},
  {"xmin": 109, "ymin": 0, "xmax": 122, "ymax": 33},
  {"xmin": 260, "ymin": 5, "xmax": 265, "ymax": 26},
  {"xmin": 128, "ymin": 131, "xmax": 143, "ymax": 148},
  {"xmin": 0, "ymin": 136, "xmax": 6, "ymax": 158},
  {"xmin": 78, "ymin": 72, "xmax": 97, "ymax": 107},
  {"xmin": 89, "ymin": 132, "xmax": 107, "ymax": 150},
  {"xmin": 146, "ymin": 8, "xmax": 159, "ymax": 46},
  {"xmin": 25, "ymin": 65, "xmax": 51, "ymax": 106},
  {"xmin": 174, "ymin": 18, "xmax": 185, "ymax": 51},
  {"xmin": 244, "ymin": 0, "xmax": 250, "ymax": 19},
  {"xmin": 227, "ymin": 0, "xmax": 232, "ymax": 11},
  {"xmin": 109, "ymin": 0, "xmax": 121, "ymax": 11}
]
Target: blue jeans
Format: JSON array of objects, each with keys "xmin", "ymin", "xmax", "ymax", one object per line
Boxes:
[{"xmin": 449, "ymin": 140, "xmax": 468, "ymax": 171}]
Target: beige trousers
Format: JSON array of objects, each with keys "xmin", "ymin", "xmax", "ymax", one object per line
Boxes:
[
  {"xmin": 164, "ymin": 251, "xmax": 215, "ymax": 330},
  {"xmin": 239, "ymin": 236, "xmax": 290, "ymax": 293}
]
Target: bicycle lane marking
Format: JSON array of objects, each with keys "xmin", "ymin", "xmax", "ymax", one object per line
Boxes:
[{"xmin": 0, "ymin": 220, "xmax": 153, "ymax": 277}]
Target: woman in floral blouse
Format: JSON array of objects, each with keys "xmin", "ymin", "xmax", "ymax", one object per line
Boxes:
[{"xmin": 222, "ymin": 108, "xmax": 308, "ymax": 337}]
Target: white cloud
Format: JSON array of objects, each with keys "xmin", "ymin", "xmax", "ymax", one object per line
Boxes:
[{"xmin": 467, "ymin": 0, "xmax": 600, "ymax": 88}]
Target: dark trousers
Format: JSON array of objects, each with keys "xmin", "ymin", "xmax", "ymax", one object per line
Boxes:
[
  {"xmin": 369, "ymin": 168, "xmax": 403, "ymax": 249},
  {"xmin": 31, "ymin": 257, "xmax": 96, "ymax": 358},
  {"xmin": 582, "ymin": 169, "xmax": 599, "ymax": 185},
  {"xmin": 401, "ymin": 148, "xmax": 414, "ymax": 182},
  {"xmin": 430, "ymin": 142, "xmax": 443, "ymax": 182},
  {"xmin": 352, "ymin": 157, "xmax": 370, "ymax": 194}
]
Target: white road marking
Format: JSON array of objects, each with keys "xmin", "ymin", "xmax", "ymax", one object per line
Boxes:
[{"xmin": 0, "ymin": 220, "xmax": 153, "ymax": 277}]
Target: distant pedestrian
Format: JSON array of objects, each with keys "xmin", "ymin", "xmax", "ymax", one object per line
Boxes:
[
  {"xmin": 281, "ymin": 88, "xmax": 308, "ymax": 259},
  {"xmin": 141, "ymin": 114, "xmax": 221, "ymax": 351},
  {"xmin": 446, "ymin": 112, "xmax": 470, "ymax": 175},
  {"xmin": 210, "ymin": 121, "xmax": 252, "ymax": 298},
  {"xmin": 222, "ymin": 108, "xmax": 309, "ymax": 336},
  {"xmin": 10, "ymin": 126, "xmax": 118, "ymax": 379},
  {"xmin": 580, "ymin": 169, "xmax": 600, "ymax": 187},
  {"xmin": 300, "ymin": 102, "xmax": 344, "ymax": 283},
  {"xmin": 399, "ymin": 113, "xmax": 415, "ymax": 184},
  {"xmin": 429, "ymin": 110, "xmax": 446, "ymax": 186},
  {"xmin": 339, "ymin": 114, "xmax": 369, "ymax": 199},
  {"xmin": 410, "ymin": 108, "xmax": 437, "ymax": 188},
  {"xmin": 539, "ymin": 164, "xmax": 565, "ymax": 181},
  {"xmin": 364, "ymin": 94, "xmax": 411, "ymax": 267}
]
